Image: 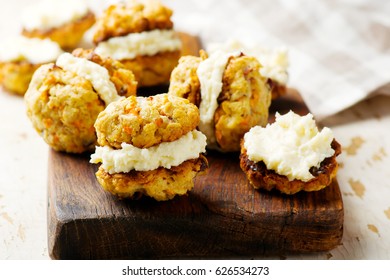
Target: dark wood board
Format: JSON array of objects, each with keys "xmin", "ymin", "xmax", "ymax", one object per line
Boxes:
[{"xmin": 47, "ymin": 34, "xmax": 343, "ymax": 260}]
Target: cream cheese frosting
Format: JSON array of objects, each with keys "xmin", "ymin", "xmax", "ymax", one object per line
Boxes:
[
  {"xmin": 94, "ymin": 29, "xmax": 182, "ymax": 60},
  {"xmin": 90, "ymin": 130, "xmax": 207, "ymax": 174},
  {"xmin": 0, "ymin": 37, "xmax": 63, "ymax": 64},
  {"xmin": 244, "ymin": 111, "xmax": 335, "ymax": 182},
  {"xmin": 56, "ymin": 52, "xmax": 122, "ymax": 105}
]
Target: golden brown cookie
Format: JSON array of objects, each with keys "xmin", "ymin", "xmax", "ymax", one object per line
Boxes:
[
  {"xmin": 95, "ymin": 155, "xmax": 208, "ymax": 201},
  {"xmin": 168, "ymin": 50, "xmax": 272, "ymax": 152},
  {"xmin": 24, "ymin": 50, "xmax": 137, "ymax": 153},
  {"xmin": 0, "ymin": 36, "xmax": 63, "ymax": 95},
  {"xmin": 91, "ymin": 93, "xmax": 208, "ymax": 201},
  {"xmin": 168, "ymin": 55, "xmax": 202, "ymax": 107},
  {"xmin": 240, "ymin": 139, "xmax": 341, "ymax": 194},
  {"xmin": 92, "ymin": 0, "xmax": 181, "ymax": 87},
  {"xmin": 214, "ymin": 55, "xmax": 271, "ymax": 151},
  {"xmin": 25, "ymin": 64, "xmax": 105, "ymax": 153},
  {"xmin": 0, "ymin": 61, "xmax": 40, "ymax": 95},
  {"xmin": 94, "ymin": 94, "xmax": 200, "ymax": 149}
]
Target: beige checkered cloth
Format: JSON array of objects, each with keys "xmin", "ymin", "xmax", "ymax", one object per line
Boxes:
[{"xmin": 166, "ymin": 0, "xmax": 390, "ymax": 120}]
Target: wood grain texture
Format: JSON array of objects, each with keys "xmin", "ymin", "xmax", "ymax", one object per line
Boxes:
[{"xmin": 47, "ymin": 34, "xmax": 343, "ymax": 259}]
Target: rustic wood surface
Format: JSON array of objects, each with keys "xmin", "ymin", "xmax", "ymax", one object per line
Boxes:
[{"xmin": 47, "ymin": 34, "xmax": 343, "ymax": 260}]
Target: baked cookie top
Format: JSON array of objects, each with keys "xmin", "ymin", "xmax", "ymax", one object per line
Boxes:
[
  {"xmin": 24, "ymin": 48, "xmax": 137, "ymax": 153},
  {"xmin": 213, "ymin": 54, "xmax": 271, "ymax": 151},
  {"xmin": 25, "ymin": 63, "xmax": 106, "ymax": 153},
  {"xmin": 168, "ymin": 55, "xmax": 203, "ymax": 107},
  {"xmin": 95, "ymin": 93, "xmax": 200, "ymax": 149},
  {"xmin": 93, "ymin": 0, "xmax": 174, "ymax": 44}
]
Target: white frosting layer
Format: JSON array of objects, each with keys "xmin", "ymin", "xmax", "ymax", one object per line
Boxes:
[
  {"xmin": 197, "ymin": 50, "xmax": 240, "ymax": 148},
  {"xmin": 244, "ymin": 111, "xmax": 335, "ymax": 182},
  {"xmin": 56, "ymin": 53, "xmax": 121, "ymax": 105},
  {"xmin": 21, "ymin": 0, "xmax": 89, "ymax": 31},
  {"xmin": 90, "ymin": 130, "xmax": 207, "ymax": 174},
  {"xmin": 0, "ymin": 37, "xmax": 63, "ymax": 64},
  {"xmin": 208, "ymin": 40, "xmax": 289, "ymax": 85},
  {"xmin": 94, "ymin": 29, "xmax": 182, "ymax": 60}
]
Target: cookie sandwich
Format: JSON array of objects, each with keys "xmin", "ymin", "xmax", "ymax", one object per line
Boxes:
[
  {"xmin": 92, "ymin": 0, "xmax": 182, "ymax": 87},
  {"xmin": 0, "ymin": 36, "xmax": 63, "ymax": 95},
  {"xmin": 25, "ymin": 49, "xmax": 137, "ymax": 153},
  {"xmin": 168, "ymin": 50, "xmax": 272, "ymax": 152},
  {"xmin": 90, "ymin": 93, "xmax": 208, "ymax": 201}
]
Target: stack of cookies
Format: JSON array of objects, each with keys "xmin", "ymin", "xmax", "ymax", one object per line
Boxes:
[
  {"xmin": 25, "ymin": 48, "xmax": 137, "ymax": 153},
  {"xmin": 90, "ymin": 93, "xmax": 208, "ymax": 201}
]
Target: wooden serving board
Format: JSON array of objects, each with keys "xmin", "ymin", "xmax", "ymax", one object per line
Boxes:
[{"xmin": 47, "ymin": 34, "xmax": 343, "ymax": 260}]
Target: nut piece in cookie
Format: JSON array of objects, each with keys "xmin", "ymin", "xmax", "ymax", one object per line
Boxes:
[
  {"xmin": 168, "ymin": 50, "xmax": 272, "ymax": 152},
  {"xmin": 0, "ymin": 36, "xmax": 63, "ymax": 95},
  {"xmin": 24, "ymin": 49, "xmax": 137, "ymax": 153},
  {"xmin": 239, "ymin": 111, "xmax": 341, "ymax": 194},
  {"xmin": 90, "ymin": 93, "xmax": 208, "ymax": 201},
  {"xmin": 93, "ymin": 0, "xmax": 182, "ymax": 87},
  {"xmin": 21, "ymin": 0, "xmax": 95, "ymax": 50}
]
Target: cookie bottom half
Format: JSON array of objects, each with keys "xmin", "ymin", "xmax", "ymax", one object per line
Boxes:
[
  {"xmin": 239, "ymin": 140, "xmax": 341, "ymax": 194},
  {"xmin": 96, "ymin": 154, "xmax": 208, "ymax": 201}
]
